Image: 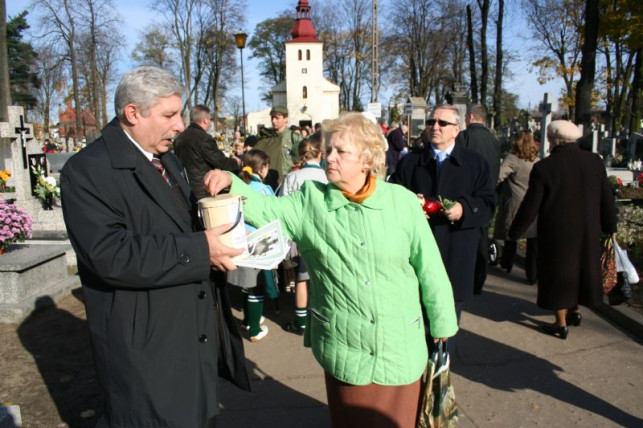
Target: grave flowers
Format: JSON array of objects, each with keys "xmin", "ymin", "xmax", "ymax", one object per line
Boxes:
[
  {"xmin": 0, "ymin": 169, "xmax": 12, "ymax": 192},
  {"xmin": 0, "ymin": 198, "xmax": 33, "ymax": 253},
  {"xmin": 31, "ymin": 165, "xmax": 60, "ymax": 210},
  {"xmin": 608, "ymin": 175, "xmax": 623, "ymax": 197}
]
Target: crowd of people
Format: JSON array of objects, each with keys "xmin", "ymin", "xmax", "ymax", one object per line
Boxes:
[{"xmin": 60, "ymin": 65, "xmax": 617, "ymax": 426}]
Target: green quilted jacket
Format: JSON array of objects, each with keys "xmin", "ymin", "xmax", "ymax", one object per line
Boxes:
[{"xmin": 229, "ymin": 174, "xmax": 458, "ymax": 385}]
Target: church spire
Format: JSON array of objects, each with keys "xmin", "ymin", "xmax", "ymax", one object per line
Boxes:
[{"xmin": 290, "ymin": 0, "xmax": 321, "ymax": 42}]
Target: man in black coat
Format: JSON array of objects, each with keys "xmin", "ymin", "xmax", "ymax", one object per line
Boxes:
[
  {"xmin": 61, "ymin": 66, "xmax": 250, "ymax": 427},
  {"xmin": 174, "ymin": 104, "xmax": 240, "ymax": 200},
  {"xmin": 390, "ymin": 105, "xmax": 496, "ymax": 353},
  {"xmin": 456, "ymin": 104, "xmax": 501, "ymax": 295},
  {"xmin": 385, "ymin": 123, "xmax": 408, "ymax": 176}
]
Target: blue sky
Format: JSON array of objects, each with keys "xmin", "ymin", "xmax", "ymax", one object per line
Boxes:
[{"xmin": 7, "ymin": 0, "xmax": 564, "ymax": 116}]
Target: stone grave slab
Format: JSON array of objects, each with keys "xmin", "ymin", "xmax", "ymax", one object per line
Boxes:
[{"xmin": 0, "ymin": 244, "xmax": 80, "ymax": 323}]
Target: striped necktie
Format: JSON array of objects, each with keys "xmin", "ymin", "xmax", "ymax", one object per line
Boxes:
[{"xmin": 151, "ymin": 156, "xmax": 171, "ymax": 186}]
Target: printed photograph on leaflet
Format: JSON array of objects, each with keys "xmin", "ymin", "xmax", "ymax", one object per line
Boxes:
[{"xmin": 235, "ymin": 219, "xmax": 290, "ymax": 270}]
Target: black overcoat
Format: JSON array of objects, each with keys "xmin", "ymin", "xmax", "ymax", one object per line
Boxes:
[
  {"xmin": 174, "ymin": 122, "xmax": 239, "ymax": 200},
  {"xmin": 61, "ymin": 119, "xmax": 249, "ymax": 427},
  {"xmin": 509, "ymin": 144, "xmax": 617, "ymax": 310},
  {"xmin": 390, "ymin": 143, "xmax": 496, "ymax": 302}
]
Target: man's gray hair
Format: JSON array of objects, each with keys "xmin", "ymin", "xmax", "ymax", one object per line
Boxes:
[
  {"xmin": 115, "ymin": 66, "xmax": 184, "ymax": 120},
  {"xmin": 431, "ymin": 104, "xmax": 461, "ymax": 124},
  {"xmin": 190, "ymin": 105, "xmax": 211, "ymax": 123}
]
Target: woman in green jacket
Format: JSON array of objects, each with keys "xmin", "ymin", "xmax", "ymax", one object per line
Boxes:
[{"xmin": 205, "ymin": 112, "xmax": 457, "ymax": 427}]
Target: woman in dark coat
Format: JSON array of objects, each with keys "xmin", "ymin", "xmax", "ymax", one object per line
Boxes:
[
  {"xmin": 494, "ymin": 130, "xmax": 539, "ymax": 283},
  {"xmin": 509, "ymin": 121, "xmax": 617, "ymax": 339}
]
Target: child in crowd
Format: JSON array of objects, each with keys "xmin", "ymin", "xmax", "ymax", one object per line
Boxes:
[{"xmin": 226, "ymin": 150, "xmax": 277, "ymax": 341}]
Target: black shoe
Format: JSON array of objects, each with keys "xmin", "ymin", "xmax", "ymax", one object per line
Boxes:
[
  {"xmin": 566, "ymin": 312, "xmax": 582, "ymax": 327},
  {"xmin": 283, "ymin": 321, "xmax": 305, "ymax": 336},
  {"xmin": 499, "ymin": 263, "xmax": 512, "ymax": 274},
  {"xmin": 542, "ymin": 324, "xmax": 568, "ymax": 340}
]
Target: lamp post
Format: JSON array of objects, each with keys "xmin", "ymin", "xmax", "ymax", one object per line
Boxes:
[{"xmin": 234, "ymin": 31, "xmax": 248, "ymax": 135}]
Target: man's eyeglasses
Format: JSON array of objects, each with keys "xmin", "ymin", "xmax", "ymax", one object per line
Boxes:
[{"xmin": 427, "ymin": 119, "xmax": 458, "ymax": 127}]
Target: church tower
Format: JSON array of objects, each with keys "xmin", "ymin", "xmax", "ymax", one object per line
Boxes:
[{"xmin": 271, "ymin": 0, "xmax": 340, "ymax": 128}]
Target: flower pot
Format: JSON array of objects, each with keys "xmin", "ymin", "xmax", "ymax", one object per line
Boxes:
[{"xmin": 0, "ymin": 248, "xmax": 5, "ymax": 255}]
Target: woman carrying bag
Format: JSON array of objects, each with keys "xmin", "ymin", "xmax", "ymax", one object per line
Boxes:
[{"xmin": 205, "ymin": 112, "xmax": 457, "ymax": 427}]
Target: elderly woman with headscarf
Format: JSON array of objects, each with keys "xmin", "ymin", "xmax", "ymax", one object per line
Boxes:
[
  {"xmin": 509, "ymin": 120, "xmax": 617, "ymax": 339},
  {"xmin": 204, "ymin": 112, "xmax": 458, "ymax": 427}
]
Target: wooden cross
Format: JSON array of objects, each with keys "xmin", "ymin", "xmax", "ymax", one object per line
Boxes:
[{"xmin": 14, "ymin": 114, "xmax": 30, "ymax": 169}]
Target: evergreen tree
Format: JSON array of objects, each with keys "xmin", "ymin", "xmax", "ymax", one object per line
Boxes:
[{"xmin": 7, "ymin": 11, "xmax": 40, "ymax": 111}]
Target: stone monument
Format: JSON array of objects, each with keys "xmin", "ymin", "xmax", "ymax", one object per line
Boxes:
[
  {"xmin": 0, "ymin": 106, "xmax": 78, "ymax": 323},
  {"xmin": 0, "ymin": 105, "xmax": 67, "ymax": 237}
]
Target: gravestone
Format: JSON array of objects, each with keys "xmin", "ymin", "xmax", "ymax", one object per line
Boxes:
[
  {"xmin": 0, "ymin": 244, "xmax": 79, "ymax": 323},
  {"xmin": 0, "ymin": 106, "xmax": 66, "ymax": 236}
]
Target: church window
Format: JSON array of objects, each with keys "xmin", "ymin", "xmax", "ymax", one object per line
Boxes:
[
  {"xmin": 303, "ymin": 86, "xmax": 308, "ymax": 99},
  {"xmin": 298, "ymin": 50, "xmax": 302, "ymax": 60},
  {"xmin": 306, "ymin": 49, "xmax": 311, "ymax": 60},
  {"xmin": 302, "ymin": 68, "xmax": 307, "ymax": 74}
]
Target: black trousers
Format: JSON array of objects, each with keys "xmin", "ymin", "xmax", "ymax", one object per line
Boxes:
[{"xmin": 473, "ymin": 227, "xmax": 489, "ymax": 294}]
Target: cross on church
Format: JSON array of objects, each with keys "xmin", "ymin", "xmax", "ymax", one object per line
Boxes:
[{"xmin": 15, "ymin": 114, "xmax": 30, "ymax": 169}]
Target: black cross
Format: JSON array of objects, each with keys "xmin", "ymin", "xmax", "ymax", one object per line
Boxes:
[{"xmin": 15, "ymin": 115, "xmax": 30, "ymax": 169}]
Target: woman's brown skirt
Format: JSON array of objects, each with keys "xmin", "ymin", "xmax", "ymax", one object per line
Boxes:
[{"xmin": 324, "ymin": 372, "xmax": 421, "ymax": 428}]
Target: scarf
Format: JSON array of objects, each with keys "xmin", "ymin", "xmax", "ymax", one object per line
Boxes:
[{"xmin": 341, "ymin": 173, "xmax": 376, "ymax": 204}]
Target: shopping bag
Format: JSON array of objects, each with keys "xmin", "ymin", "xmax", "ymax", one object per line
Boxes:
[
  {"xmin": 613, "ymin": 237, "xmax": 640, "ymax": 284},
  {"xmin": 601, "ymin": 236, "xmax": 618, "ymax": 295},
  {"xmin": 417, "ymin": 341, "xmax": 458, "ymax": 428},
  {"xmin": 608, "ymin": 272, "xmax": 634, "ymax": 306}
]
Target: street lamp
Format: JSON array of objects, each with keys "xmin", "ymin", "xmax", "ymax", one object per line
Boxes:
[{"xmin": 234, "ymin": 31, "xmax": 248, "ymax": 135}]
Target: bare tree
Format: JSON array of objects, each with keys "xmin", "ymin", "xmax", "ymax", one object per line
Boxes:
[
  {"xmin": 77, "ymin": 0, "xmax": 121, "ymax": 126},
  {"xmin": 466, "ymin": 5, "xmax": 479, "ymax": 103},
  {"xmin": 131, "ymin": 27, "xmax": 177, "ymax": 70},
  {"xmin": 31, "ymin": 0, "xmax": 83, "ymax": 148},
  {"xmin": 492, "ymin": 0, "xmax": 504, "ymax": 129},
  {"xmin": 477, "ymin": 0, "xmax": 491, "ymax": 107},
  {"xmin": 247, "ymin": 13, "xmax": 292, "ymax": 96},
  {"xmin": 193, "ymin": 0, "xmax": 245, "ymax": 123},
  {"xmin": 384, "ymin": 0, "xmax": 466, "ymax": 105},
  {"xmin": 523, "ymin": 0, "xmax": 584, "ymax": 118},
  {"xmin": 153, "ymin": 0, "xmax": 199, "ymax": 111},
  {"xmin": 315, "ymin": 0, "xmax": 372, "ymax": 111},
  {"xmin": 97, "ymin": 39, "xmax": 121, "ymax": 126},
  {"xmin": 33, "ymin": 41, "xmax": 66, "ymax": 135}
]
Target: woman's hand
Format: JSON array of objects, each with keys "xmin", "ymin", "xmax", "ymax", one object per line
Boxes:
[{"xmin": 203, "ymin": 169, "xmax": 232, "ymax": 196}]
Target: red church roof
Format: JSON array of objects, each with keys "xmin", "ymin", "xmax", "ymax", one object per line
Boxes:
[{"xmin": 288, "ymin": 0, "xmax": 322, "ymax": 43}]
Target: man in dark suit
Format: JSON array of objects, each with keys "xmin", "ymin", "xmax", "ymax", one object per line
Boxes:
[
  {"xmin": 174, "ymin": 104, "xmax": 240, "ymax": 200},
  {"xmin": 456, "ymin": 104, "xmax": 501, "ymax": 294},
  {"xmin": 389, "ymin": 105, "xmax": 496, "ymax": 354},
  {"xmin": 61, "ymin": 66, "xmax": 249, "ymax": 427}
]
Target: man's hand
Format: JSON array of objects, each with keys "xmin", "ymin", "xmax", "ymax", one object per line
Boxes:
[
  {"xmin": 203, "ymin": 169, "xmax": 232, "ymax": 196},
  {"xmin": 204, "ymin": 223, "xmax": 244, "ymax": 271},
  {"xmin": 443, "ymin": 202, "xmax": 463, "ymax": 222}
]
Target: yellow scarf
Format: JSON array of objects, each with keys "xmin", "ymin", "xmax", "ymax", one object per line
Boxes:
[{"xmin": 341, "ymin": 173, "xmax": 376, "ymax": 204}]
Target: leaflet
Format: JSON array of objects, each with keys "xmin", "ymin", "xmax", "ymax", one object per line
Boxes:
[{"xmin": 234, "ymin": 219, "xmax": 290, "ymax": 270}]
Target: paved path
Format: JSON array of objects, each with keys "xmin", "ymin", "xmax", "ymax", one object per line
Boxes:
[{"xmin": 217, "ymin": 265, "xmax": 643, "ymax": 427}]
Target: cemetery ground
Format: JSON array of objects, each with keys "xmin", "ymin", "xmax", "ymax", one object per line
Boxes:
[{"xmin": 1, "ymin": 263, "xmax": 643, "ymax": 427}]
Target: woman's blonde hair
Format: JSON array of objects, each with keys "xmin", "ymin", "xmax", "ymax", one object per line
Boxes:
[{"xmin": 321, "ymin": 112, "xmax": 387, "ymax": 177}]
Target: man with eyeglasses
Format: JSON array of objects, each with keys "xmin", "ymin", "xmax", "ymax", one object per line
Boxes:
[{"xmin": 389, "ymin": 104, "xmax": 496, "ymax": 355}]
